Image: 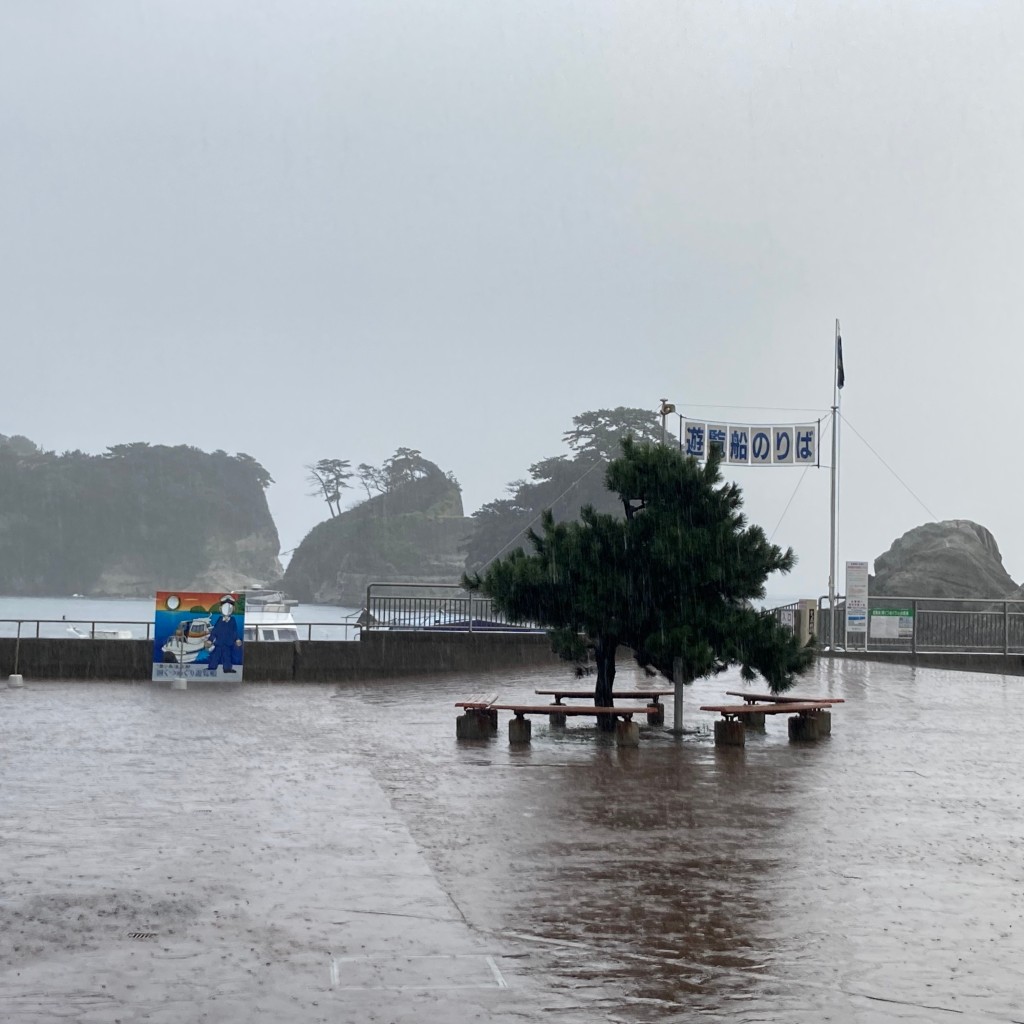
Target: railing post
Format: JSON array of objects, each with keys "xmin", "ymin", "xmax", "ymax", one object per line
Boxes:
[
  {"xmin": 1004, "ymin": 600, "xmax": 1010, "ymax": 656},
  {"xmin": 912, "ymin": 599, "xmax": 918, "ymax": 655},
  {"xmin": 467, "ymin": 591, "xmax": 474, "ymax": 633}
]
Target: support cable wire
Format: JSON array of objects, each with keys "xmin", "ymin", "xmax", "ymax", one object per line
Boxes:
[
  {"xmin": 680, "ymin": 403, "xmax": 829, "ymax": 415},
  {"xmin": 768, "ymin": 466, "xmax": 811, "ymax": 542},
  {"xmin": 767, "ymin": 414, "xmax": 834, "ymax": 542},
  {"xmin": 839, "ymin": 414, "xmax": 939, "ymax": 521}
]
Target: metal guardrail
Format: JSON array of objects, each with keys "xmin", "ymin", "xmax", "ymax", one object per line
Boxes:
[
  {"xmin": 363, "ymin": 582, "xmax": 542, "ymax": 633},
  {"xmin": 0, "ymin": 618, "xmax": 364, "ymax": 642},
  {"xmin": 806, "ymin": 596, "xmax": 1024, "ymax": 655}
]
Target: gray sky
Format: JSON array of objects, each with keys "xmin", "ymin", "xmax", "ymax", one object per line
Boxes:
[{"xmin": 3, "ymin": 1, "xmax": 1023, "ymax": 599}]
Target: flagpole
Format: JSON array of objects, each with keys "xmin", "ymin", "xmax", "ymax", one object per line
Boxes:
[{"xmin": 828, "ymin": 318, "xmax": 840, "ymax": 649}]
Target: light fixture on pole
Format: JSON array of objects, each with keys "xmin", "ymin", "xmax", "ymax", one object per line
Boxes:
[{"xmin": 658, "ymin": 398, "xmax": 676, "ymax": 444}]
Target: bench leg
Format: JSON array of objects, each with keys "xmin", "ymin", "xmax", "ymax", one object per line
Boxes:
[
  {"xmin": 548, "ymin": 703, "xmax": 567, "ymax": 729},
  {"xmin": 615, "ymin": 719, "xmax": 640, "ymax": 747},
  {"xmin": 646, "ymin": 702, "xmax": 665, "ymax": 726},
  {"xmin": 743, "ymin": 711, "xmax": 766, "ymax": 731},
  {"xmin": 788, "ymin": 713, "xmax": 820, "ymax": 742},
  {"xmin": 814, "ymin": 710, "xmax": 831, "ymax": 736},
  {"xmin": 509, "ymin": 715, "xmax": 532, "ymax": 745},
  {"xmin": 456, "ymin": 709, "xmax": 494, "ymax": 740},
  {"xmin": 714, "ymin": 719, "xmax": 746, "ymax": 747}
]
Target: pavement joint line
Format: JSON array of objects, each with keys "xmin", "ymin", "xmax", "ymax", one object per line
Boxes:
[{"xmin": 329, "ymin": 952, "xmax": 509, "ymax": 993}]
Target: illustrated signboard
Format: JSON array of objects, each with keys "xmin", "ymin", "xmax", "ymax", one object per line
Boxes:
[
  {"xmin": 869, "ymin": 608, "xmax": 915, "ymax": 639},
  {"xmin": 681, "ymin": 421, "xmax": 817, "ymax": 466},
  {"xmin": 845, "ymin": 561, "xmax": 869, "ymax": 636},
  {"xmin": 152, "ymin": 591, "xmax": 246, "ymax": 682}
]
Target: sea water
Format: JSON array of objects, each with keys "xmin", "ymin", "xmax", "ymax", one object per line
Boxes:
[{"xmin": 0, "ymin": 595, "xmax": 361, "ymax": 641}]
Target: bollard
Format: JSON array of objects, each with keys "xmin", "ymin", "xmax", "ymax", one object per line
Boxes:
[{"xmin": 8, "ymin": 674, "xmax": 24, "ymax": 688}]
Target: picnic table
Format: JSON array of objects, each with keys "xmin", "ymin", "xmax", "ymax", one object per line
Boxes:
[
  {"xmin": 725, "ymin": 690, "xmax": 845, "ymax": 706},
  {"xmin": 701, "ymin": 693, "xmax": 840, "ymax": 746},
  {"xmin": 454, "ymin": 693, "xmax": 655, "ymax": 747}
]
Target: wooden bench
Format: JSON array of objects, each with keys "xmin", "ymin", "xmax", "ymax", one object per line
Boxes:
[
  {"xmin": 490, "ymin": 704, "xmax": 657, "ymax": 747},
  {"xmin": 534, "ymin": 689, "xmax": 673, "ymax": 725},
  {"xmin": 700, "ymin": 700, "xmax": 837, "ymax": 746},
  {"xmin": 455, "ymin": 693, "xmax": 499, "ymax": 709},
  {"xmin": 454, "ymin": 693, "xmax": 499, "ymax": 739}
]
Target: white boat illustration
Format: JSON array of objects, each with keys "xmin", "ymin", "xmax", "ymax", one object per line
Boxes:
[{"xmin": 161, "ymin": 615, "xmax": 213, "ymax": 664}]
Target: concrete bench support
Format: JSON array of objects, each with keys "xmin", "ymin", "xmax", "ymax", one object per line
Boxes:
[
  {"xmin": 714, "ymin": 719, "xmax": 746, "ymax": 747},
  {"xmin": 742, "ymin": 711, "xmax": 766, "ymax": 730},
  {"xmin": 816, "ymin": 710, "xmax": 832, "ymax": 736},
  {"xmin": 509, "ymin": 716, "xmax": 532, "ymax": 745},
  {"xmin": 788, "ymin": 714, "xmax": 820, "ymax": 742},
  {"xmin": 548, "ymin": 705, "xmax": 567, "ymax": 728},
  {"xmin": 456, "ymin": 709, "xmax": 496, "ymax": 740},
  {"xmin": 646, "ymin": 704, "xmax": 665, "ymax": 726},
  {"xmin": 615, "ymin": 719, "xmax": 640, "ymax": 747}
]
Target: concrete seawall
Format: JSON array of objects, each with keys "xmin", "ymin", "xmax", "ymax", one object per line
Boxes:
[{"xmin": 0, "ymin": 631, "xmax": 563, "ymax": 683}]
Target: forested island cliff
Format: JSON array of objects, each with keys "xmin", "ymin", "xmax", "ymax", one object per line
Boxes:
[{"xmin": 0, "ymin": 434, "xmax": 280, "ymax": 596}]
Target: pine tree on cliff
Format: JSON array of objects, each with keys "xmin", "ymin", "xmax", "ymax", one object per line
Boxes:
[{"xmin": 464, "ymin": 437, "xmax": 813, "ymax": 729}]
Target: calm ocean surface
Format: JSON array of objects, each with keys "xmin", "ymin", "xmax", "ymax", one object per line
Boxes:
[{"xmin": 0, "ymin": 595, "xmax": 361, "ymax": 640}]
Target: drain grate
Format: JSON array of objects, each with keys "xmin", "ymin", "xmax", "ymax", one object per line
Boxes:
[{"xmin": 128, "ymin": 932, "xmax": 158, "ymax": 940}]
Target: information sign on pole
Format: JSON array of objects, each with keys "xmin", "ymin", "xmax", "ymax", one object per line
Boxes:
[{"xmin": 845, "ymin": 561, "xmax": 869, "ymax": 643}]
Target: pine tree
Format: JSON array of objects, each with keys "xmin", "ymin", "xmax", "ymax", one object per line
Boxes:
[{"xmin": 465, "ymin": 437, "xmax": 813, "ymax": 728}]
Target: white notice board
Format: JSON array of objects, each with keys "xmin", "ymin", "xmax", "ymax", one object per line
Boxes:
[{"xmin": 845, "ymin": 561, "xmax": 869, "ymax": 637}]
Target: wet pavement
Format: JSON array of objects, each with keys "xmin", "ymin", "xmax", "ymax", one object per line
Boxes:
[{"xmin": 2, "ymin": 659, "xmax": 1023, "ymax": 1023}]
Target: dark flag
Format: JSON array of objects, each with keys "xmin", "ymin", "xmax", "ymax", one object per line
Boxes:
[{"xmin": 836, "ymin": 334, "xmax": 845, "ymax": 390}]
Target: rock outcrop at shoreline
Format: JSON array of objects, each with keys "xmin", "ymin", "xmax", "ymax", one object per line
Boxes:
[
  {"xmin": 871, "ymin": 520, "xmax": 1018, "ymax": 599},
  {"xmin": 282, "ymin": 459, "xmax": 470, "ymax": 606}
]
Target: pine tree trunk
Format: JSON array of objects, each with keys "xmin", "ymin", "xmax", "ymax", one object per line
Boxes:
[{"xmin": 594, "ymin": 636, "xmax": 617, "ymax": 732}]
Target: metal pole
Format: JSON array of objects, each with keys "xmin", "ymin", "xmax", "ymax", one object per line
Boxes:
[
  {"xmin": 672, "ymin": 656, "xmax": 683, "ymax": 734},
  {"xmin": 828, "ymin": 319, "xmax": 840, "ymax": 649}
]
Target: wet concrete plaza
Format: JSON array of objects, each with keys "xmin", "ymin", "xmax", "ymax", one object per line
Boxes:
[{"xmin": 2, "ymin": 658, "xmax": 1023, "ymax": 1023}]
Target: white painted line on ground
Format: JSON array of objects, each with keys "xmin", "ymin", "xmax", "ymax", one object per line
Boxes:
[
  {"xmin": 328, "ymin": 953, "xmax": 508, "ymax": 993},
  {"xmin": 485, "ymin": 955, "xmax": 508, "ymax": 989}
]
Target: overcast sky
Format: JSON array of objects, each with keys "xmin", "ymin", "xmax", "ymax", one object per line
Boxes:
[{"xmin": 3, "ymin": 1, "xmax": 1023, "ymax": 599}]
